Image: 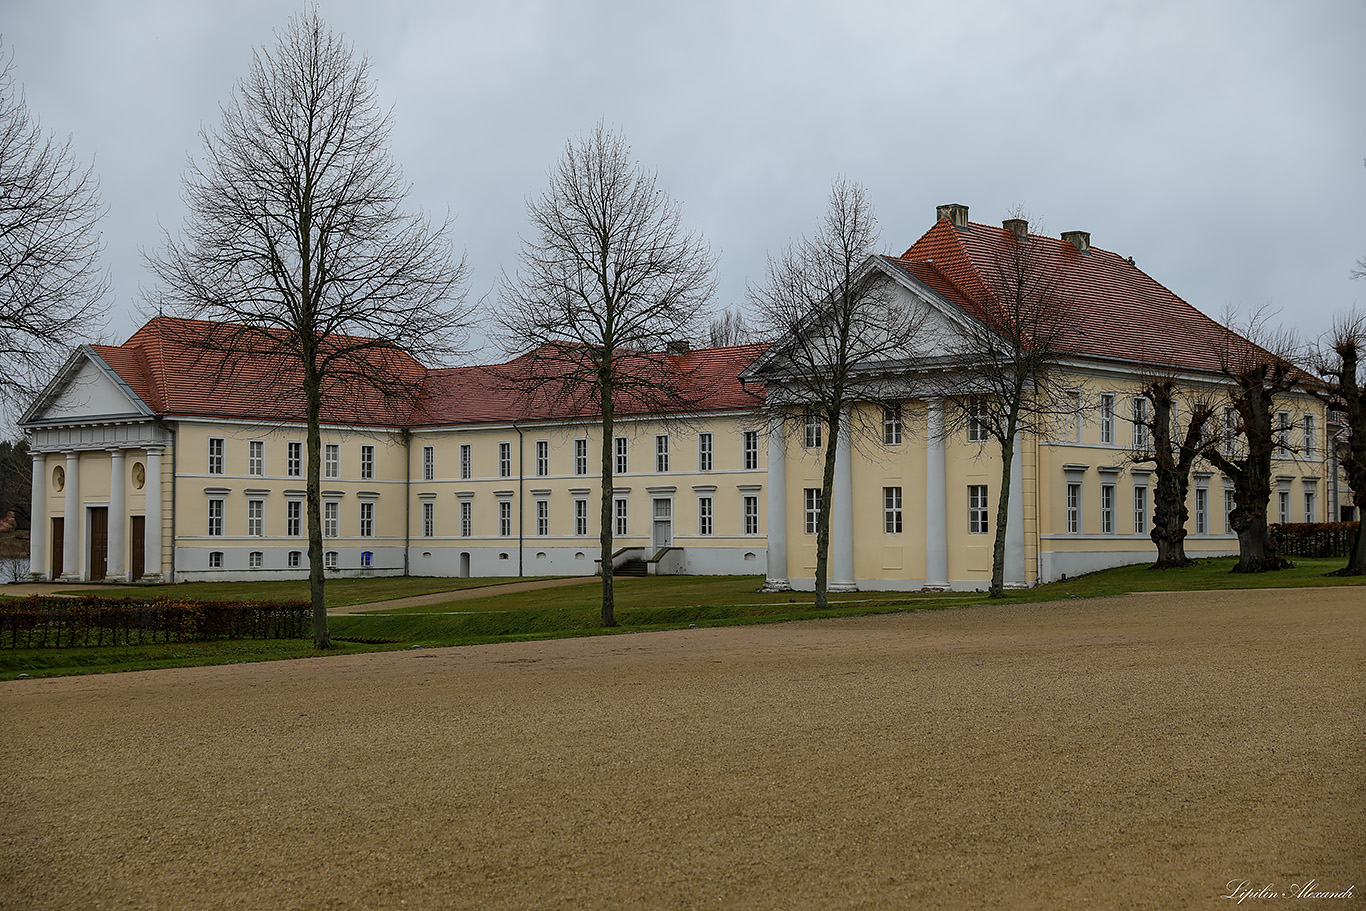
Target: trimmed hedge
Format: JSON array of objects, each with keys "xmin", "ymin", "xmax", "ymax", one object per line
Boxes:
[
  {"xmin": 1268, "ymin": 522, "xmax": 1361, "ymax": 559},
  {"xmin": 0, "ymin": 595, "xmax": 310, "ymax": 648}
]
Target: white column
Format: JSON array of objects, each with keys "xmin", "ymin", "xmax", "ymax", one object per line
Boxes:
[
  {"xmin": 144, "ymin": 448, "xmax": 163, "ymax": 581},
  {"xmin": 925, "ymin": 399, "xmax": 949, "ymax": 588},
  {"xmin": 107, "ymin": 449, "xmax": 126, "ymax": 581},
  {"xmin": 829, "ymin": 407, "xmax": 856, "ymax": 591},
  {"xmin": 61, "ymin": 451, "xmax": 81, "ymax": 582},
  {"xmin": 762, "ymin": 420, "xmax": 790, "ymax": 591},
  {"xmin": 1005, "ymin": 433, "xmax": 1026, "ymax": 586},
  {"xmin": 28, "ymin": 453, "xmax": 46, "ymax": 580}
]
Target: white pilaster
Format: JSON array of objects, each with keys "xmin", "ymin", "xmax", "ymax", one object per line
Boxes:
[
  {"xmin": 762, "ymin": 420, "xmax": 790, "ymax": 590},
  {"xmin": 144, "ymin": 448, "xmax": 164, "ymax": 582},
  {"xmin": 28, "ymin": 453, "xmax": 46, "ymax": 580},
  {"xmin": 61, "ymin": 452, "xmax": 80, "ymax": 582},
  {"xmin": 108, "ymin": 449, "xmax": 126, "ymax": 581},
  {"xmin": 1005, "ymin": 433, "xmax": 1026, "ymax": 586},
  {"xmin": 829, "ymin": 406, "xmax": 856, "ymax": 591},
  {"xmin": 925, "ymin": 399, "xmax": 949, "ymax": 587}
]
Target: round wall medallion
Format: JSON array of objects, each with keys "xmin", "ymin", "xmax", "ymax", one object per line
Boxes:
[
  {"xmin": 132, "ymin": 462, "xmax": 146, "ymax": 489},
  {"xmin": 52, "ymin": 465, "xmax": 65, "ymax": 492}
]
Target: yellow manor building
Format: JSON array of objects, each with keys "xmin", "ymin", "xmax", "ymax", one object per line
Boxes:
[{"xmin": 20, "ymin": 205, "xmax": 1329, "ymax": 589}]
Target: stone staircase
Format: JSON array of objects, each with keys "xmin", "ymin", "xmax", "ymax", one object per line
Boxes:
[{"xmin": 615, "ymin": 558, "xmax": 649, "ymax": 577}]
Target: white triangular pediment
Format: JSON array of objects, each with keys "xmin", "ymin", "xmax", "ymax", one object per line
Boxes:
[{"xmin": 21, "ymin": 347, "xmax": 153, "ymax": 425}]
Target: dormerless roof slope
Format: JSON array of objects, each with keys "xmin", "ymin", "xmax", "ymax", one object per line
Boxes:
[
  {"xmin": 86, "ymin": 317, "xmax": 768, "ymax": 428},
  {"xmin": 892, "ymin": 217, "xmax": 1252, "ymax": 375}
]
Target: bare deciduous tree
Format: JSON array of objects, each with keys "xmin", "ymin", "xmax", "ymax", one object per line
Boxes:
[
  {"xmin": 1128, "ymin": 372, "xmax": 1215, "ymax": 568},
  {"xmin": 1308, "ymin": 309, "xmax": 1366, "ymax": 574},
  {"xmin": 149, "ymin": 10, "xmax": 471, "ymax": 648},
  {"xmin": 496, "ymin": 121, "xmax": 716, "ymax": 628},
  {"xmin": 1200, "ymin": 312, "xmax": 1299, "ymax": 573},
  {"xmin": 707, "ymin": 306, "xmax": 753, "ymax": 348},
  {"xmin": 748, "ymin": 178, "xmax": 926, "ymax": 608},
  {"xmin": 934, "ymin": 214, "xmax": 1075, "ymax": 597},
  {"xmin": 0, "ymin": 39, "xmax": 107, "ymax": 413}
]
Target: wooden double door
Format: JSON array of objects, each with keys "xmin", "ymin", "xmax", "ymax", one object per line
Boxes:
[{"xmin": 49, "ymin": 513, "xmax": 148, "ymax": 581}]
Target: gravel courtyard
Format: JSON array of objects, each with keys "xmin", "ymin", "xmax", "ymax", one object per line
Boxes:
[{"xmin": 1, "ymin": 588, "xmax": 1361, "ymax": 910}]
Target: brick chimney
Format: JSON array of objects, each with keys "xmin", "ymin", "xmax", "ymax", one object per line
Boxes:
[
  {"xmin": 1062, "ymin": 230, "xmax": 1091, "ymax": 253},
  {"xmin": 666, "ymin": 339, "xmax": 690, "ymax": 356},
  {"xmin": 936, "ymin": 203, "xmax": 969, "ymax": 230},
  {"xmin": 1003, "ymin": 218, "xmax": 1028, "ymax": 239}
]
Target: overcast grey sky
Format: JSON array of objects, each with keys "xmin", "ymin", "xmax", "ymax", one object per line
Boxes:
[{"xmin": 4, "ymin": 0, "xmax": 1364, "ymax": 359}]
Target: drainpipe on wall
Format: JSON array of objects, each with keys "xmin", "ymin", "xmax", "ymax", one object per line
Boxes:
[
  {"xmin": 513, "ymin": 421, "xmax": 524, "ymax": 577},
  {"xmin": 168, "ymin": 421, "xmax": 177, "ymax": 583},
  {"xmin": 402, "ymin": 428, "xmax": 411, "ymax": 576}
]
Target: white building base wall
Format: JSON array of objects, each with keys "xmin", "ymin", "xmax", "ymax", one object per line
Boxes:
[{"xmin": 173, "ymin": 545, "xmax": 406, "ymax": 582}]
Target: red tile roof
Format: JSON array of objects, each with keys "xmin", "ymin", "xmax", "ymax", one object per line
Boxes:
[
  {"xmin": 93, "ymin": 317, "xmax": 767, "ymax": 428},
  {"xmin": 892, "ymin": 218, "xmax": 1260, "ymax": 376}
]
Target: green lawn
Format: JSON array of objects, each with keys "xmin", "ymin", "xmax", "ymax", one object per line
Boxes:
[
  {"xmin": 51, "ymin": 575, "xmax": 543, "ymax": 608},
  {"xmin": 5, "ymin": 557, "xmax": 1362, "ymax": 679}
]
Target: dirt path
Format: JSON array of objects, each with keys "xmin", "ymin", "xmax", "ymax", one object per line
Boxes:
[
  {"xmin": 326, "ymin": 575, "xmax": 597, "ymax": 615},
  {"xmin": 1, "ymin": 589, "xmax": 1361, "ymax": 910}
]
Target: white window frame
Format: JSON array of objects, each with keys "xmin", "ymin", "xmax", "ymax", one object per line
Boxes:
[
  {"xmin": 536, "ymin": 499, "xmax": 549, "ymax": 537},
  {"xmin": 247, "ymin": 498, "xmax": 264, "ymax": 537},
  {"xmin": 360, "ymin": 501, "xmax": 375, "ymax": 538},
  {"xmin": 1225, "ymin": 488, "xmax": 1237, "ymax": 534},
  {"xmin": 742, "ymin": 430, "xmax": 759, "ymax": 470},
  {"xmin": 1276, "ymin": 411, "xmax": 1291, "ymax": 458},
  {"xmin": 614, "ymin": 497, "xmax": 628, "ymax": 537},
  {"xmin": 1099, "ymin": 394, "xmax": 1116, "ymax": 445},
  {"xmin": 499, "ymin": 500, "xmax": 513, "ymax": 538},
  {"xmin": 207, "ymin": 498, "xmax": 224, "ymax": 536},
  {"xmin": 288, "ymin": 551, "xmax": 301, "ymax": 568},
  {"xmin": 968, "ymin": 485, "xmax": 989, "ymax": 534},
  {"xmin": 655, "ymin": 435, "xmax": 669, "ymax": 472},
  {"xmin": 208, "ymin": 438, "xmax": 224, "ymax": 475},
  {"xmin": 804, "ymin": 408, "xmax": 822, "ymax": 449},
  {"xmin": 574, "ymin": 439, "xmax": 588, "ymax": 476},
  {"xmin": 498, "ymin": 441, "xmax": 512, "ymax": 478},
  {"xmin": 360, "ymin": 444, "xmax": 375, "ymax": 481},
  {"xmin": 248, "ymin": 551, "xmax": 263, "ymax": 569},
  {"xmin": 324, "ymin": 443, "xmax": 339, "ymax": 479},
  {"xmin": 324, "ymin": 551, "xmax": 338, "ymax": 570},
  {"xmin": 884, "ymin": 486, "xmax": 902, "ymax": 534},
  {"xmin": 698, "ymin": 433, "xmax": 713, "ymax": 472},
  {"xmin": 615, "ymin": 436, "xmax": 628, "ymax": 475},
  {"xmin": 208, "ymin": 551, "xmax": 223, "ymax": 568},
  {"xmin": 248, "ymin": 440, "xmax": 264, "ymax": 476},
  {"xmin": 698, "ymin": 496, "xmax": 713, "ymax": 536},
  {"xmin": 287, "ymin": 500, "xmax": 302, "ymax": 536},
  {"xmin": 1195, "ymin": 487, "xmax": 1209, "ymax": 535},
  {"xmin": 324, "ymin": 501, "xmax": 339, "ymax": 538},
  {"xmin": 575, "ymin": 498, "xmax": 589, "ymax": 536},
  {"xmin": 460, "ymin": 443, "xmax": 472, "ymax": 480},
  {"xmin": 1100, "ymin": 483, "xmax": 1115, "ymax": 534},
  {"xmin": 968, "ymin": 397, "xmax": 988, "ymax": 443},
  {"xmin": 422, "ymin": 501, "xmax": 435, "ymax": 538},
  {"xmin": 1132, "ymin": 397, "xmax": 1150, "ymax": 450},
  {"xmin": 1278, "ymin": 490, "xmax": 1290, "ymax": 525},
  {"xmin": 287, "ymin": 441, "xmax": 302, "ymax": 477},
  {"xmin": 460, "ymin": 499, "xmax": 472, "ymax": 537},
  {"xmin": 423, "ymin": 445, "xmax": 435, "ymax": 481},
  {"xmin": 883, "ymin": 405, "xmax": 902, "ymax": 445},
  {"xmin": 1303, "ymin": 413, "xmax": 1316, "ymax": 458},
  {"xmin": 1134, "ymin": 485, "xmax": 1149, "ymax": 535},
  {"xmin": 1066, "ymin": 482, "xmax": 1080, "ymax": 534},
  {"xmin": 804, "ymin": 488, "xmax": 822, "ymax": 535},
  {"xmin": 536, "ymin": 440, "xmax": 549, "ymax": 477},
  {"xmin": 743, "ymin": 495, "xmax": 759, "ymax": 535},
  {"xmin": 1305, "ymin": 487, "xmax": 1317, "ymax": 523}
]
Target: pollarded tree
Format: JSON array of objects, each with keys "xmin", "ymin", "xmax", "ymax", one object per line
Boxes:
[
  {"xmin": 748, "ymin": 179, "xmax": 926, "ymax": 608},
  {"xmin": 934, "ymin": 213, "xmax": 1075, "ymax": 597},
  {"xmin": 0, "ymin": 38, "xmax": 107, "ymax": 413},
  {"xmin": 1128, "ymin": 373, "xmax": 1215, "ymax": 568},
  {"xmin": 149, "ymin": 10, "xmax": 471, "ymax": 648},
  {"xmin": 1200, "ymin": 314, "xmax": 1299, "ymax": 573},
  {"xmin": 496, "ymin": 121, "xmax": 716, "ymax": 629},
  {"xmin": 1308, "ymin": 309, "xmax": 1366, "ymax": 574}
]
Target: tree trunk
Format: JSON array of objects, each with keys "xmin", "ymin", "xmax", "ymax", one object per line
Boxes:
[
  {"xmin": 813, "ymin": 409, "xmax": 840, "ymax": 609},
  {"xmin": 304, "ymin": 364, "xmax": 330, "ymax": 649},
  {"xmin": 989, "ymin": 434, "xmax": 1013, "ymax": 598},
  {"xmin": 1150, "ymin": 470, "xmax": 1193, "ymax": 569},
  {"xmin": 599, "ymin": 380, "xmax": 617, "ymax": 627}
]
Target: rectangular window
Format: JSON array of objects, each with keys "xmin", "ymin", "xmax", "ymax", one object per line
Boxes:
[
  {"xmin": 1134, "ymin": 486, "xmax": 1149, "ymax": 535},
  {"xmin": 1225, "ymin": 489, "xmax": 1237, "ymax": 534},
  {"xmin": 1305, "ymin": 489, "xmax": 1316, "ymax": 523},
  {"xmin": 359, "ymin": 501, "xmax": 375, "ymax": 537},
  {"xmin": 287, "ymin": 500, "xmax": 302, "ymax": 536},
  {"xmin": 325, "ymin": 443, "xmax": 339, "ymax": 479},
  {"xmin": 536, "ymin": 500, "xmax": 549, "ymax": 536},
  {"xmin": 1276, "ymin": 412, "xmax": 1291, "ymax": 458},
  {"xmin": 742, "ymin": 430, "xmax": 759, "ymax": 470},
  {"xmin": 615, "ymin": 436, "xmax": 628, "ymax": 474},
  {"xmin": 698, "ymin": 433, "xmax": 713, "ymax": 472},
  {"xmin": 572, "ymin": 439, "xmax": 587, "ymax": 476},
  {"xmin": 804, "ymin": 488, "xmax": 822, "ymax": 535},
  {"xmin": 968, "ymin": 485, "xmax": 989, "ymax": 534},
  {"xmin": 1066, "ymin": 483, "xmax": 1080, "ymax": 534},
  {"xmin": 884, "ymin": 486, "xmax": 903, "ymax": 534},
  {"xmin": 249, "ymin": 550, "xmax": 262, "ymax": 568},
  {"xmin": 615, "ymin": 497, "xmax": 628, "ymax": 536},
  {"xmin": 536, "ymin": 440, "xmax": 549, "ymax": 477},
  {"xmin": 208, "ymin": 438, "xmax": 224, "ymax": 475},
  {"xmin": 968, "ymin": 397, "xmax": 988, "ymax": 442},
  {"xmin": 248, "ymin": 440, "xmax": 264, "ymax": 476},
  {"xmin": 460, "ymin": 500, "xmax": 472, "ymax": 537},
  {"xmin": 698, "ymin": 497, "xmax": 713, "ymax": 536},
  {"xmin": 1132, "ymin": 397, "xmax": 1150, "ymax": 450},
  {"xmin": 422, "ymin": 501, "xmax": 434, "ymax": 537},
  {"xmin": 360, "ymin": 445, "xmax": 375, "ymax": 480},
  {"xmin": 1099, "ymin": 394, "xmax": 1115, "ymax": 445},
  {"xmin": 743, "ymin": 495, "xmax": 759, "ymax": 535},
  {"xmin": 324, "ymin": 551, "xmax": 338, "ymax": 569},
  {"xmin": 655, "ymin": 435, "xmax": 669, "ymax": 472},
  {"xmin": 247, "ymin": 499, "xmax": 263, "ymax": 537},
  {"xmin": 208, "ymin": 551, "xmax": 223, "ymax": 568},
  {"xmin": 498, "ymin": 442, "xmax": 512, "ymax": 478},
  {"xmin": 499, "ymin": 500, "xmax": 512, "ymax": 537},
  {"xmin": 1303, "ymin": 414, "xmax": 1316, "ymax": 458},
  {"xmin": 324, "ymin": 501, "xmax": 338, "ymax": 538},
  {"xmin": 1196, "ymin": 488, "xmax": 1209, "ymax": 534},
  {"xmin": 460, "ymin": 443, "xmax": 472, "ymax": 480},
  {"xmin": 804, "ymin": 408, "xmax": 822, "ymax": 449},
  {"xmin": 883, "ymin": 405, "xmax": 902, "ymax": 445},
  {"xmin": 207, "ymin": 498, "xmax": 224, "ymax": 536},
  {"xmin": 1101, "ymin": 483, "xmax": 1115, "ymax": 534},
  {"xmin": 1278, "ymin": 490, "xmax": 1290, "ymax": 525},
  {"xmin": 288, "ymin": 551, "xmax": 301, "ymax": 568},
  {"xmin": 423, "ymin": 445, "xmax": 435, "ymax": 481},
  {"xmin": 288, "ymin": 441, "xmax": 302, "ymax": 477},
  {"xmin": 575, "ymin": 498, "xmax": 588, "ymax": 536}
]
